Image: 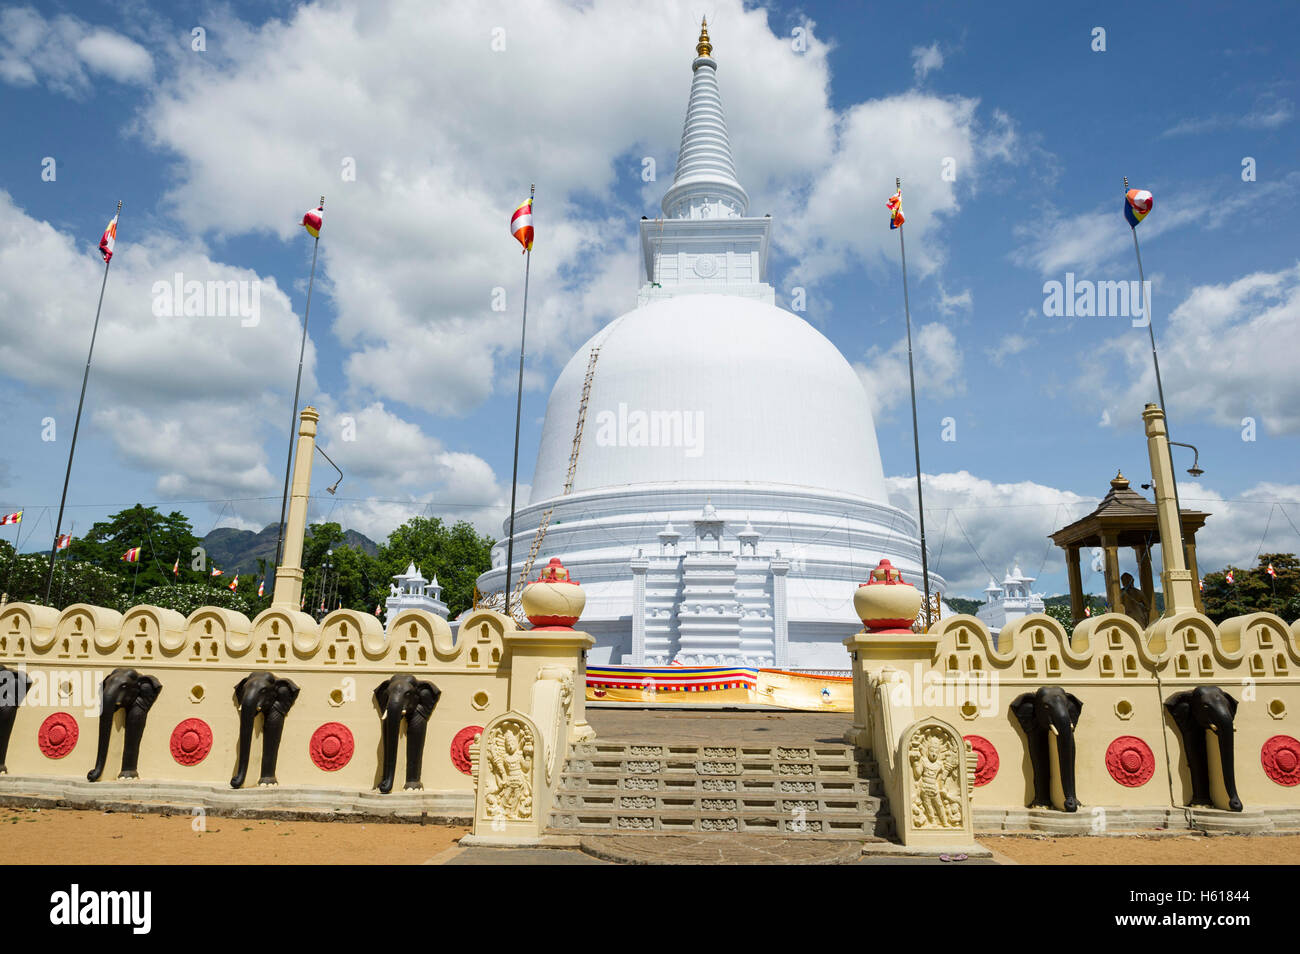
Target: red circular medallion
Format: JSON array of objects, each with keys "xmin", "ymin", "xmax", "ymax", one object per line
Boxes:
[
  {"xmin": 1105, "ymin": 736, "xmax": 1155, "ymax": 787},
  {"xmin": 450, "ymin": 725, "xmax": 484, "ymax": 776},
  {"xmin": 1261, "ymin": 735, "xmax": 1300, "ymax": 786},
  {"xmin": 37, "ymin": 713, "xmax": 79, "ymax": 759},
  {"xmin": 309, "ymin": 722, "xmax": 354, "ymax": 771},
  {"xmin": 963, "ymin": 735, "xmax": 998, "ymax": 786},
  {"xmin": 170, "ymin": 718, "xmax": 213, "ymax": 766}
]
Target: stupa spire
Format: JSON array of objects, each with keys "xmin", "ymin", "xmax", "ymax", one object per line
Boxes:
[{"xmin": 661, "ymin": 20, "xmax": 749, "ymax": 219}]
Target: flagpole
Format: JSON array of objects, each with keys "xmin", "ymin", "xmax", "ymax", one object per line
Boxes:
[
  {"xmin": 274, "ymin": 195, "xmax": 324, "ymax": 577},
  {"xmin": 504, "ymin": 184, "xmax": 534, "ymax": 619},
  {"xmin": 1125, "ymin": 176, "xmax": 1187, "ymax": 571},
  {"xmin": 895, "ymin": 178, "xmax": 932, "ymax": 628},
  {"xmin": 45, "ymin": 200, "xmax": 120, "ymax": 604},
  {"xmin": 129, "ymin": 539, "xmax": 143, "ymax": 603}
]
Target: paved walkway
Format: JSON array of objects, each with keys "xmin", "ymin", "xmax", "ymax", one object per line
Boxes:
[{"xmin": 586, "ymin": 708, "xmax": 854, "ymax": 744}]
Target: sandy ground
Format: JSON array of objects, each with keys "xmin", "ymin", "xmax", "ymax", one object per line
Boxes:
[
  {"xmin": 980, "ymin": 832, "xmax": 1300, "ymax": 865},
  {"xmin": 3, "ymin": 805, "xmax": 1298, "ymax": 863},
  {"xmin": 0, "ymin": 806, "xmax": 467, "ymax": 865}
]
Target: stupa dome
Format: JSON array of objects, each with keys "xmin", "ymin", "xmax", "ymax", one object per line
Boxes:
[{"xmin": 530, "ymin": 294, "xmax": 888, "ymax": 504}]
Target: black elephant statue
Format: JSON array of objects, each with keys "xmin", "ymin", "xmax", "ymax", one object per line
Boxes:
[
  {"xmin": 1166, "ymin": 686, "xmax": 1243, "ymax": 812},
  {"xmin": 231, "ymin": 673, "xmax": 300, "ymax": 789},
  {"xmin": 88, "ymin": 668, "xmax": 163, "ymax": 782},
  {"xmin": 0, "ymin": 665, "xmax": 32, "ymax": 774},
  {"xmin": 374, "ymin": 675, "xmax": 441, "ymax": 793},
  {"xmin": 1012, "ymin": 687, "xmax": 1084, "ymax": 812}
]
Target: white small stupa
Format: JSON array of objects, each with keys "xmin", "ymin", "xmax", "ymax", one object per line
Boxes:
[
  {"xmin": 976, "ymin": 564, "xmax": 1045, "ymax": 637},
  {"xmin": 384, "ymin": 562, "xmax": 449, "ymax": 631}
]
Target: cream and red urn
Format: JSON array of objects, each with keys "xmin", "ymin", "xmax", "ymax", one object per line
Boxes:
[
  {"xmin": 853, "ymin": 559, "xmax": 922, "ymax": 633},
  {"xmin": 521, "ymin": 558, "xmax": 586, "ymax": 628}
]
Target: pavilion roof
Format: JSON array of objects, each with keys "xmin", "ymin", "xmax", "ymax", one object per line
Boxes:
[{"xmin": 1049, "ymin": 471, "xmax": 1209, "ymax": 549}]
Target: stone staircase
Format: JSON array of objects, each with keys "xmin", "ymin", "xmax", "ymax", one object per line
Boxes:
[{"xmin": 548, "ymin": 739, "xmax": 893, "ymax": 839}]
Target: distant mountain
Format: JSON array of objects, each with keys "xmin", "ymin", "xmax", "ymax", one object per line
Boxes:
[{"xmin": 201, "ymin": 523, "xmax": 379, "ymax": 574}]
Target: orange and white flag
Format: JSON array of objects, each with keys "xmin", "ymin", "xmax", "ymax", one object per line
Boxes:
[
  {"xmin": 302, "ymin": 205, "xmax": 323, "ymax": 238},
  {"xmin": 99, "ymin": 214, "xmax": 118, "ymax": 262},
  {"xmin": 510, "ymin": 197, "xmax": 534, "ymax": 252}
]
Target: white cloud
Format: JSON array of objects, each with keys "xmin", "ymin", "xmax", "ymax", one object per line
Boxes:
[
  {"xmin": 0, "ymin": 8, "xmax": 152, "ymax": 95},
  {"xmin": 936, "ymin": 284, "xmax": 973, "ymax": 315},
  {"xmin": 911, "ymin": 42, "xmax": 943, "ymax": 80},
  {"xmin": 1162, "ymin": 95, "xmax": 1293, "ymax": 137},
  {"xmin": 1085, "ymin": 263, "xmax": 1300, "ymax": 435},
  {"xmin": 854, "ymin": 323, "xmax": 963, "ymax": 418},
  {"xmin": 986, "ymin": 332, "xmax": 1029, "ymax": 365},
  {"xmin": 887, "ymin": 470, "xmax": 1095, "ymax": 596}
]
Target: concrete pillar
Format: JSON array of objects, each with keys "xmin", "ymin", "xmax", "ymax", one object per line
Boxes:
[
  {"xmin": 771, "ymin": 555, "xmax": 790, "ymax": 668},
  {"xmin": 272, "ymin": 406, "xmax": 318, "ymax": 611},
  {"xmin": 1142, "ymin": 403, "xmax": 1197, "ymax": 614},
  {"xmin": 1101, "ymin": 534, "xmax": 1123, "ymax": 613},
  {"xmin": 1066, "ymin": 546, "xmax": 1084, "ymax": 625},
  {"xmin": 1136, "ymin": 544, "xmax": 1158, "ymax": 625},
  {"xmin": 630, "ymin": 554, "xmax": 648, "ymax": 665}
]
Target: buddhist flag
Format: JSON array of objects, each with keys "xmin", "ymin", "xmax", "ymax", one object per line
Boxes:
[
  {"xmin": 1199, "ymin": 577, "xmax": 1205, "ymax": 592},
  {"xmin": 1084, "ymin": 606, "xmax": 1092, "ymax": 618},
  {"xmin": 172, "ymin": 557, "xmax": 179, "ymax": 576},
  {"xmin": 1225, "ymin": 569, "xmax": 1235, "ymax": 584},
  {"xmin": 1124, "ymin": 189, "xmax": 1153, "ymax": 227},
  {"xmin": 302, "ymin": 205, "xmax": 323, "ymax": 238},
  {"xmin": 229, "ymin": 576, "xmax": 239, "ymax": 591},
  {"xmin": 99, "ymin": 214, "xmax": 118, "ymax": 262},
  {"xmin": 258, "ymin": 579, "xmax": 265, "ymax": 597},
  {"xmin": 511, "ymin": 197, "xmax": 534, "ymax": 252},
  {"xmin": 0, "ymin": 510, "xmax": 21, "ymax": 525},
  {"xmin": 211, "ymin": 566, "xmax": 223, "ymax": 577},
  {"xmin": 121, "ymin": 547, "xmax": 141, "ymax": 563},
  {"xmin": 887, "ymin": 189, "xmax": 905, "ymax": 229},
  {"xmin": 56, "ymin": 534, "xmax": 72, "ymax": 550},
  {"xmin": 374, "ymin": 604, "xmax": 382, "ymax": 616},
  {"xmin": 1267, "ymin": 563, "xmax": 1276, "ymax": 579}
]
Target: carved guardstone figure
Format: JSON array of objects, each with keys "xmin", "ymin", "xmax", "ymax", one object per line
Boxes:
[
  {"xmin": 87, "ymin": 669, "xmax": 162, "ymax": 782},
  {"xmin": 374, "ymin": 675, "xmax": 441, "ymax": 793},
  {"xmin": 1166, "ymin": 686, "xmax": 1243, "ymax": 812},
  {"xmin": 231, "ymin": 673, "xmax": 300, "ymax": 788},
  {"xmin": 1012, "ymin": 686, "xmax": 1083, "ymax": 812}
]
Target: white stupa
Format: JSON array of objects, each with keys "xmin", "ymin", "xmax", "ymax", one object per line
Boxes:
[{"xmin": 474, "ymin": 21, "xmax": 939, "ymax": 668}]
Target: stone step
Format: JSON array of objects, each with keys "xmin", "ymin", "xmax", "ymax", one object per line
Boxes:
[
  {"xmin": 548, "ymin": 805, "xmax": 894, "ymax": 838},
  {"xmin": 554, "ymin": 789, "xmax": 885, "ymax": 815},
  {"xmin": 572, "ymin": 741, "xmax": 865, "ymax": 763},
  {"xmin": 557, "ymin": 772, "xmax": 885, "ymax": 797}
]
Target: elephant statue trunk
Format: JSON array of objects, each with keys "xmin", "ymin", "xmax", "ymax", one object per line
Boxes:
[
  {"xmin": 88, "ymin": 669, "xmax": 161, "ymax": 782},
  {"xmin": 375, "ymin": 675, "xmax": 441, "ymax": 794},
  {"xmin": 231, "ymin": 673, "xmax": 300, "ymax": 789},
  {"xmin": 0, "ymin": 665, "xmax": 32, "ymax": 774},
  {"xmin": 1012, "ymin": 686, "xmax": 1083, "ymax": 813},
  {"xmin": 1167, "ymin": 686, "xmax": 1243, "ymax": 812}
]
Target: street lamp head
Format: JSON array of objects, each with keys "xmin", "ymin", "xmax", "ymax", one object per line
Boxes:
[{"xmin": 1187, "ymin": 465, "xmax": 1204, "ymax": 477}]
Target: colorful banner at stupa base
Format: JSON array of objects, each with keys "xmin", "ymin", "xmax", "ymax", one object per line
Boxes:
[{"xmin": 585, "ymin": 665, "xmax": 853, "ymax": 711}]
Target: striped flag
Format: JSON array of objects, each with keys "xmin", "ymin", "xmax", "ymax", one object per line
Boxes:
[
  {"xmin": 1124, "ymin": 189, "xmax": 1153, "ymax": 228},
  {"xmin": 1267, "ymin": 563, "xmax": 1276, "ymax": 579},
  {"xmin": 1199, "ymin": 577, "xmax": 1205, "ymax": 592},
  {"xmin": 228, "ymin": 577, "xmax": 239, "ymax": 591},
  {"xmin": 1084, "ymin": 606, "xmax": 1092, "ymax": 618},
  {"xmin": 887, "ymin": 189, "xmax": 905, "ymax": 229},
  {"xmin": 302, "ymin": 205, "xmax": 323, "ymax": 238},
  {"xmin": 121, "ymin": 547, "xmax": 141, "ymax": 563},
  {"xmin": 99, "ymin": 214, "xmax": 118, "ymax": 262},
  {"xmin": 172, "ymin": 557, "xmax": 179, "ymax": 576},
  {"xmin": 374, "ymin": 603, "xmax": 382, "ymax": 616},
  {"xmin": 257, "ymin": 578, "xmax": 265, "ymax": 597},
  {"xmin": 1225, "ymin": 569, "xmax": 1235, "ymax": 584},
  {"xmin": 510, "ymin": 197, "xmax": 534, "ymax": 252},
  {"xmin": 210, "ymin": 566, "xmax": 223, "ymax": 577},
  {"xmin": 56, "ymin": 534, "xmax": 72, "ymax": 550},
  {"xmin": 1, "ymin": 510, "xmax": 21, "ymax": 525}
]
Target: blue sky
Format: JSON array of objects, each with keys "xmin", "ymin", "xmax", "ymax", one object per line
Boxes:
[{"xmin": 1, "ymin": 0, "xmax": 1297, "ymax": 598}]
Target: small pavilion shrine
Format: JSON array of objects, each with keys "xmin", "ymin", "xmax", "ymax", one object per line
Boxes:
[{"xmin": 1049, "ymin": 471, "xmax": 1209, "ymax": 626}]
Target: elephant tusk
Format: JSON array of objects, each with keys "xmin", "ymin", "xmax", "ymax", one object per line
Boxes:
[
  {"xmin": 1049, "ymin": 724, "xmax": 1060, "ymax": 737},
  {"xmin": 1208, "ymin": 724, "xmax": 1219, "ymax": 735}
]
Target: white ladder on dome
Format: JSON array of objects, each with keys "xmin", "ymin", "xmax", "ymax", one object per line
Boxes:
[{"xmin": 482, "ymin": 346, "xmax": 600, "ymax": 623}]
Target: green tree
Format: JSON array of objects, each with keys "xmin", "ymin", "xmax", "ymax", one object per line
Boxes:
[
  {"xmin": 70, "ymin": 504, "xmax": 201, "ymax": 595},
  {"xmin": 379, "ymin": 516, "xmax": 494, "ymax": 617},
  {"xmin": 1202, "ymin": 553, "xmax": 1299, "ymax": 623},
  {"xmin": 0, "ymin": 541, "xmax": 125, "ymax": 609},
  {"xmin": 299, "ymin": 523, "xmax": 386, "ymax": 617},
  {"xmin": 136, "ymin": 582, "xmax": 256, "ymax": 617}
]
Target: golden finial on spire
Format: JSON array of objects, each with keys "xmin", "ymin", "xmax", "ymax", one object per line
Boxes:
[{"xmin": 696, "ymin": 16, "xmax": 712, "ymax": 58}]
